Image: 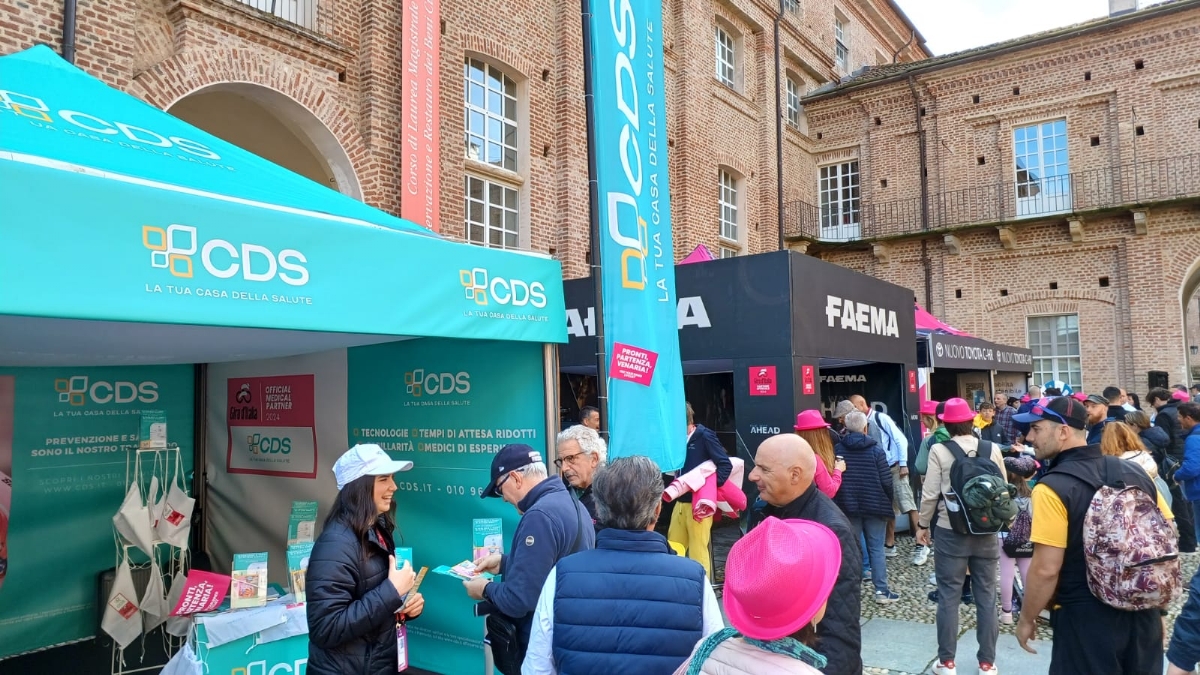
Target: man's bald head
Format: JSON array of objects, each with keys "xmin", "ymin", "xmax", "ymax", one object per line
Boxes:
[
  {"xmin": 850, "ymin": 394, "xmax": 870, "ymax": 414},
  {"xmin": 748, "ymin": 434, "xmax": 815, "ymax": 507}
]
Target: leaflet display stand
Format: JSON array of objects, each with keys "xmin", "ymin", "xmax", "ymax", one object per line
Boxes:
[{"xmin": 109, "ymin": 441, "xmax": 189, "ymax": 675}]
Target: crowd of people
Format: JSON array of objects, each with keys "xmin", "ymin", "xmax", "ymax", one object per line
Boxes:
[{"xmin": 301, "ymin": 382, "xmax": 1200, "ymax": 675}]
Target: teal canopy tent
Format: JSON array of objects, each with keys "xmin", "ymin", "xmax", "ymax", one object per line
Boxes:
[{"xmin": 0, "ymin": 46, "xmax": 566, "ymax": 365}]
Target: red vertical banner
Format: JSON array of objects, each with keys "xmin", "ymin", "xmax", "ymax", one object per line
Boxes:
[
  {"xmin": 908, "ymin": 370, "xmax": 917, "ymax": 393},
  {"xmin": 801, "ymin": 365, "xmax": 815, "ymax": 396},
  {"xmin": 402, "ymin": 0, "xmax": 441, "ymax": 232}
]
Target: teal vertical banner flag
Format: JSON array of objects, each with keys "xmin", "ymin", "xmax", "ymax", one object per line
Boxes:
[
  {"xmin": 347, "ymin": 339, "xmax": 546, "ymax": 674},
  {"xmin": 0, "ymin": 366, "xmax": 194, "ymax": 658},
  {"xmin": 585, "ymin": 0, "xmax": 686, "ymax": 470}
]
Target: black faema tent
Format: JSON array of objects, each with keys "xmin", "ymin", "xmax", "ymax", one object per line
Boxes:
[{"xmin": 560, "ymin": 251, "xmax": 920, "ymax": 460}]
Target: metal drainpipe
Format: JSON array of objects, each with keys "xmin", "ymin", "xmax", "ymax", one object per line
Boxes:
[
  {"xmin": 907, "ymin": 75, "xmax": 933, "ymax": 310},
  {"xmin": 774, "ymin": 4, "xmax": 786, "ymax": 250},
  {"xmin": 62, "ymin": 0, "xmax": 77, "ymax": 64}
]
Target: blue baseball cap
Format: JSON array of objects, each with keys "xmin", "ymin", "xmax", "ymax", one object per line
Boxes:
[
  {"xmin": 481, "ymin": 444, "xmax": 544, "ymax": 498},
  {"xmin": 1013, "ymin": 396, "xmax": 1088, "ymax": 430}
]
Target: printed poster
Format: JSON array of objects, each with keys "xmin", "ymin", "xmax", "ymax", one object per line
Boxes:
[
  {"xmin": 226, "ymin": 375, "xmax": 317, "ymax": 478},
  {"xmin": 0, "ymin": 366, "xmax": 193, "ymax": 659},
  {"xmin": 348, "ymin": 339, "xmax": 544, "ymax": 674}
]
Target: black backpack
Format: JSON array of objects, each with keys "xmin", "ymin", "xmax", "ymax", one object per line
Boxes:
[{"xmin": 942, "ymin": 440, "xmax": 1017, "ymax": 535}]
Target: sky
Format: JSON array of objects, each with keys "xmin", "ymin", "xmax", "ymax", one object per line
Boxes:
[{"xmin": 893, "ymin": 0, "xmax": 1120, "ymax": 55}]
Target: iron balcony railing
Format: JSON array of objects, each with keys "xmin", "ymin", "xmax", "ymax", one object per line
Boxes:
[
  {"xmin": 234, "ymin": 0, "xmax": 317, "ymax": 30},
  {"xmin": 785, "ymin": 153, "xmax": 1200, "ymax": 242}
]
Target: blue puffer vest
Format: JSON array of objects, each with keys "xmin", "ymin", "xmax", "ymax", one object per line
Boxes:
[{"xmin": 552, "ymin": 528, "xmax": 706, "ymax": 675}]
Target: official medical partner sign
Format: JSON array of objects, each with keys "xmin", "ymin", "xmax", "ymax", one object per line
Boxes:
[{"xmin": 586, "ymin": 0, "xmax": 685, "ymax": 470}]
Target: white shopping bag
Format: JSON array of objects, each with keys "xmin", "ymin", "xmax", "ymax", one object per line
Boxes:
[
  {"xmin": 156, "ymin": 452, "xmax": 194, "ymax": 550},
  {"xmin": 113, "ymin": 482, "xmax": 156, "ymax": 558},
  {"xmin": 102, "ymin": 557, "xmax": 143, "ymax": 649},
  {"xmin": 164, "ymin": 567, "xmax": 191, "ymax": 637},
  {"xmin": 141, "ymin": 557, "xmax": 169, "ymax": 633},
  {"xmin": 159, "ymin": 642, "xmax": 203, "ymax": 675}
]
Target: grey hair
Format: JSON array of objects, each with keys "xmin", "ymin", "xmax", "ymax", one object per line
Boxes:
[
  {"xmin": 593, "ymin": 456, "xmax": 663, "ymax": 531},
  {"xmin": 517, "ymin": 462, "xmax": 548, "ymax": 481},
  {"xmin": 845, "ymin": 410, "xmax": 868, "ymax": 433},
  {"xmin": 556, "ymin": 425, "xmax": 607, "ymax": 464}
]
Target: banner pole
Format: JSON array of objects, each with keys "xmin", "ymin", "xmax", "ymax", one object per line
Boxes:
[{"xmin": 580, "ymin": 0, "xmax": 610, "ymax": 439}]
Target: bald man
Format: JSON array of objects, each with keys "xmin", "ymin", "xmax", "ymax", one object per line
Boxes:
[{"xmin": 748, "ymin": 434, "xmax": 863, "ymax": 675}]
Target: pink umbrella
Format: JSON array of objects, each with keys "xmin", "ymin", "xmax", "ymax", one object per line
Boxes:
[
  {"xmin": 915, "ymin": 303, "xmax": 972, "ymax": 337},
  {"xmin": 679, "ymin": 245, "xmax": 716, "ymax": 265}
]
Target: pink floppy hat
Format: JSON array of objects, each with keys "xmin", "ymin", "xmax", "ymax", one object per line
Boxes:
[
  {"xmin": 938, "ymin": 397, "xmax": 976, "ymax": 424},
  {"xmin": 723, "ymin": 516, "xmax": 842, "ymax": 640},
  {"xmin": 793, "ymin": 409, "xmax": 830, "ymax": 431},
  {"xmin": 919, "ymin": 399, "xmax": 940, "ymax": 416}
]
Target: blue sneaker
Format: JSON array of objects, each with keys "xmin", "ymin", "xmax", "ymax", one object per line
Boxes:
[{"xmin": 875, "ymin": 589, "xmax": 900, "ymax": 604}]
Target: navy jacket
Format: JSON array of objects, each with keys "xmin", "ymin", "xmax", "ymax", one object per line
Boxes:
[
  {"xmin": 1168, "ymin": 566, "xmax": 1200, "ymax": 670},
  {"xmin": 833, "ymin": 432, "xmax": 894, "ymax": 519},
  {"xmin": 1156, "ymin": 401, "xmax": 1186, "ymax": 461},
  {"xmin": 552, "ymin": 529, "xmax": 706, "ymax": 675},
  {"xmin": 306, "ymin": 518, "xmax": 405, "ymax": 675},
  {"xmin": 483, "ymin": 477, "xmax": 594, "ymax": 650},
  {"xmin": 677, "ymin": 424, "xmax": 732, "ymax": 503},
  {"xmin": 750, "ymin": 485, "xmax": 862, "ymax": 675},
  {"xmin": 1140, "ymin": 426, "xmax": 1171, "ymax": 466}
]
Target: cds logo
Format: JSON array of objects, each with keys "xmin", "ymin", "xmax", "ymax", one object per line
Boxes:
[
  {"xmin": 404, "ymin": 369, "xmax": 470, "ymax": 397},
  {"xmin": 247, "ymin": 433, "xmax": 292, "ymax": 455},
  {"xmin": 143, "ymin": 224, "xmax": 309, "ymax": 286},
  {"xmin": 54, "ymin": 376, "xmax": 159, "ymax": 406},
  {"xmin": 0, "ymin": 89, "xmax": 221, "ymax": 160},
  {"xmin": 459, "ymin": 268, "xmax": 547, "ymax": 308},
  {"xmin": 230, "ymin": 657, "xmax": 308, "ymax": 675}
]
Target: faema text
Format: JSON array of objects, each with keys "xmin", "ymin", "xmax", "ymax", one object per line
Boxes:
[
  {"xmin": 825, "ymin": 295, "xmax": 900, "ymax": 338},
  {"xmin": 459, "ymin": 268, "xmax": 547, "ymax": 308},
  {"xmin": 143, "ymin": 224, "xmax": 309, "ymax": 286},
  {"xmin": 601, "ymin": 0, "xmax": 669, "ymax": 297},
  {"xmin": 231, "ymin": 658, "xmax": 308, "ymax": 675},
  {"xmin": 54, "ymin": 375, "xmax": 158, "ymax": 406},
  {"xmin": 404, "ymin": 369, "xmax": 470, "ymax": 397},
  {"xmin": 0, "ymin": 89, "xmax": 221, "ymax": 160}
]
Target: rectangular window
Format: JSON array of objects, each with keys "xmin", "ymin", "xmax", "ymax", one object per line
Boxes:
[
  {"xmin": 782, "ymin": 0, "xmax": 800, "ymax": 14},
  {"xmin": 464, "ymin": 59, "xmax": 519, "ymax": 172},
  {"xmin": 1027, "ymin": 314, "xmax": 1082, "ymax": 390},
  {"xmin": 818, "ymin": 161, "xmax": 860, "ymax": 240},
  {"xmin": 719, "ymin": 246, "xmax": 739, "ymax": 259},
  {"xmin": 464, "ymin": 175, "xmax": 520, "ymax": 249},
  {"xmin": 1014, "ymin": 119, "xmax": 1071, "ymax": 217},
  {"xmin": 786, "ymin": 77, "xmax": 802, "ymax": 127},
  {"xmin": 835, "ymin": 18, "xmax": 849, "ymax": 72},
  {"xmin": 719, "ymin": 170, "xmax": 740, "ymax": 244},
  {"xmin": 715, "ymin": 26, "xmax": 736, "ymax": 87}
]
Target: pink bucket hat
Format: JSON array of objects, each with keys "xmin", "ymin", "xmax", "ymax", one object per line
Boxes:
[
  {"xmin": 723, "ymin": 517, "xmax": 842, "ymax": 640},
  {"xmin": 938, "ymin": 397, "xmax": 975, "ymax": 424},
  {"xmin": 793, "ymin": 409, "xmax": 830, "ymax": 431},
  {"xmin": 919, "ymin": 399, "xmax": 940, "ymax": 416},
  {"xmin": 1174, "ymin": 390, "xmax": 1191, "ymax": 401}
]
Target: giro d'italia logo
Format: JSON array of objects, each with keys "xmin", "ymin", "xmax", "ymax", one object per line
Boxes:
[{"xmin": 236, "ymin": 383, "xmax": 252, "ymax": 404}]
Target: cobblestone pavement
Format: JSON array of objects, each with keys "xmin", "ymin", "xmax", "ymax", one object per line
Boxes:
[{"xmin": 710, "ymin": 522, "xmax": 1200, "ymax": 674}]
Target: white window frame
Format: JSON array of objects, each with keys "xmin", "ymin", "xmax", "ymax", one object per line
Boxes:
[
  {"xmin": 786, "ymin": 76, "xmax": 802, "ymax": 127},
  {"xmin": 464, "ymin": 175, "xmax": 520, "ymax": 250},
  {"xmin": 1013, "ymin": 119, "xmax": 1071, "ymax": 217},
  {"xmin": 464, "ymin": 58, "xmax": 519, "ymax": 172},
  {"xmin": 834, "ymin": 17, "xmax": 849, "ymax": 72},
  {"xmin": 1027, "ymin": 314, "xmax": 1082, "ymax": 391},
  {"xmin": 715, "ymin": 25, "xmax": 737, "ymax": 88},
  {"xmin": 719, "ymin": 246, "xmax": 739, "ymax": 259},
  {"xmin": 782, "ymin": 0, "xmax": 800, "ymax": 15},
  {"xmin": 818, "ymin": 161, "xmax": 860, "ymax": 241},
  {"xmin": 719, "ymin": 169, "xmax": 741, "ymax": 247}
]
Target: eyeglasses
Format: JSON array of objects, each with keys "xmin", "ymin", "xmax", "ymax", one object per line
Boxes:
[
  {"xmin": 553, "ymin": 452, "xmax": 584, "ymax": 469},
  {"xmin": 495, "ymin": 472, "xmax": 513, "ymax": 492}
]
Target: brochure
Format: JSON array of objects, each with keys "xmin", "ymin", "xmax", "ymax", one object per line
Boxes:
[
  {"xmin": 432, "ymin": 560, "xmax": 494, "ymax": 581},
  {"xmin": 169, "ymin": 569, "xmax": 232, "ymax": 616},
  {"xmin": 139, "ymin": 410, "xmax": 168, "ymax": 449},
  {"xmin": 472, "ymin": 518, "xmax": 504, "ymax": 561},
  {"xmin": 286, "ymin": 542, "xmax": 314, "ymax": 603},
  {"xmin": 231, "ymin": 552, "xmax": 268, "ymax": 609},
  {"xmin": 288, "ymin": 501, "xmax": 318, "ymax": 545},
  {"xmin": 396, "ymin": 547, "xmax": 414, "ymax": 569}
]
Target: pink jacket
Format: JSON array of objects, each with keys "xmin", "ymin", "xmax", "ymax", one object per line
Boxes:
[
  {"xmin": 813, "ymin": 458, "xmax": 843, "ymax": 498},
  {"xmin": 663, "ymin": 458, "xmax": 747, "ymax": 521},
  {"xmin": 673, "ymin": 638, "xmax": 823, "ymax": 675}
]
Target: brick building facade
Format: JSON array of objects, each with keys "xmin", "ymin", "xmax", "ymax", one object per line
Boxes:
[{"xmin": 791, "ymin": 0, "xmax": 1200, "ymax": 395}]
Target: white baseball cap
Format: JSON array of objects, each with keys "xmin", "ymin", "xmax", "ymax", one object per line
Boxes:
[{"xmin": 333, "ymin": 444, "xmax": 413, "ymax": 490}]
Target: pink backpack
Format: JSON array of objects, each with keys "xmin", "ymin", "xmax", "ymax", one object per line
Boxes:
[{"xmin": 1075, "ymin": 457, "xmax": 1182, "ymax": 611}]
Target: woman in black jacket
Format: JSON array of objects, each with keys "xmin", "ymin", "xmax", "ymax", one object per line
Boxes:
[{"xmin": 307, "ymin": 444, "xmax": 422, "ymax": 675}]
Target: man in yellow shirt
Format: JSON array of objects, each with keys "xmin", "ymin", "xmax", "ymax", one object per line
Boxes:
[{"xmin": 1014, "ymin": 396, "xmax": 1172, "ymax": 675}]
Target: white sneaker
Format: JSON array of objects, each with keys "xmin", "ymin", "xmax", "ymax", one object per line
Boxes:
[
  {"xmin": 978, "ymin": 662, "xmax": 999, "ymax": 675},
  {"xmin": 928, "ymin": 571, "xmax": 938, "ymax": 586},
  {"xmin": 999, "ymin": 610, "xmax": 1013, "ymax": 625},
  {"xmin": 932, "ymin": 660, "xmax": 957, "ymax": 675},
  {"xmin": 885, "ymin": 545, "xmax": 898, "ymax": 558},
  {"xmin": 912, "ymin": 545, "xmax": 930, "ymax": 566}
]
